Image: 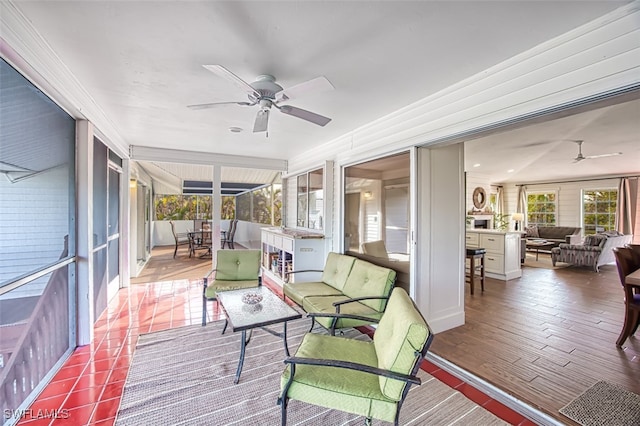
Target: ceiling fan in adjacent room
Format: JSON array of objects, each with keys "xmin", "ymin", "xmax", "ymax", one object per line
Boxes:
[
  {"xmin": 188, "ymin": 65, "xmax": 334, "ymax": 134},
  {"xmin": 571, "ymin": 139, "xmax": 623, "ymax": 163}
]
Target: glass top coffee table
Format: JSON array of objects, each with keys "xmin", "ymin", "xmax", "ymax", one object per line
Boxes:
[{"xmin": 217, "ymin": 286, "xmax": 302, "ymax": 384}]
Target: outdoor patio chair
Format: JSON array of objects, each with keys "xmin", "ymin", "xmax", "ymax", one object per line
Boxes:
[
  {"xmin": 361, "ymin": 240, "xmax": 389, "ymax": 260},
  {"xmin": 278, "ymin": 287, "xmax": 434, "ymax": 426},
  {"xmin": 202, "ymin": 249, "xmax": 261, "ymax": 326},
  {"xmin": 612, "ymin": 247, "xmax": 640, "ymax": 347},
  {"xmin": 222, "ymin": 219, "xmax": 239, "ymax": 249},
  {"xmin": 169, "ymin": 220, "xmax": 190, "ymax": 259}
]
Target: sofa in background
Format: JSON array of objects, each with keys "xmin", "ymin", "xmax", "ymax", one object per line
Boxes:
[
  {"xmin": 284, "ymin": 252, "xmax": 396, "ymax": 334},
  {"xmin": 525, "ymin": 225, "xmax": 582, "ymax": 248},
  {"xmin": 551, "ymin": 231, "xmax": 633, "ymax": 272}
]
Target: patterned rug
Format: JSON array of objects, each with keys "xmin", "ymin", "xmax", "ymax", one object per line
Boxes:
[
  {"xmin": 115, "ymin": 319, "xmax": 509, "ymax": 425},
  {"xmin": 559, "ymin": 381, "xmax": 640, "ymax": 426}
]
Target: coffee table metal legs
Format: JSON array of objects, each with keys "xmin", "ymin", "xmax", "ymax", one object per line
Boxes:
[
  {"xmin": 233, "ymin": 323, "xmax": 289, "ymax": 384},
  {"xmin": 282, "ymin": 322, "xmax": 290, "ymax": 356},
  {"xmin": 234, "ymin": 329, "xmax": 252, "ymax": 384}
]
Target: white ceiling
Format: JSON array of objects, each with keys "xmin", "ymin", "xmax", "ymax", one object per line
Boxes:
[
  {"xmin": 6, "ymin": 1, "xmax": 638, "ymax": 184},
  {"xmin": 464, "ymin": 97, "xmax": 640, "ymax": 183}
]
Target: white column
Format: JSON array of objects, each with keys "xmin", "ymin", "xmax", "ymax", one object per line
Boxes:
[
  {"xmin": 76, "ymin": 120, "xmax": 94, "ymax": 345},
  {"xmin": 120, "ymin": 159, "xmax": 131, "ymax": 287},
  {"xmin": 416, "ymin": 143, "xmax": 466, "ymax": 333},
  {"xmin": 212, "ymin": 165, "xmax": 222, "ymax": 265}
]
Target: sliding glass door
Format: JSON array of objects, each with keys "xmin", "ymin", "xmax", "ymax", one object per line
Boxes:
[{"xmin": 344, "ymin": 152, "xmax": 411, "ymax": 293}]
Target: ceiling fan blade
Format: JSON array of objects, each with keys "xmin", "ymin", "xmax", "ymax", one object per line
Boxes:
[
  {"xmin": 275, "ymin": 76, "xmax": 334, "ymax": 102},
  {"xmin": 203, "ymin": 65, "xmax": 260, "ymax": 98},
  {"xmin": 277, "ymin": 105, "xmax": 331, "ymax": 126},
  {"xmin": 253, "ymin": 109, "xmax": 269, "ymax": 133},
  {"xmin": 585, "ymin": 152, "xmax": 623, "ymax": 159},
  {"xmin": 187, "ymin": 101, "xmax": 253, "ymax": 110}
]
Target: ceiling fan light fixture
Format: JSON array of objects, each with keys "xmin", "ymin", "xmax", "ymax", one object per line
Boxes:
[
  {"xmin": 191, "ymin": 65, "xmax": 333, "ymax": 133},
  {"xmin": 571, "ymin": 139, "xmax": 622, "ymax": 163}
]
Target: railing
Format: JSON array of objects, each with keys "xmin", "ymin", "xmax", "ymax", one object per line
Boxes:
[{"xmin": 0, "ymin": 240, "xmax": 71, "ymax": 421}]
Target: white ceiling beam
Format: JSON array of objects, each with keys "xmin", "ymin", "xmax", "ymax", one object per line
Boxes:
[{"xmin": 130, "ymin": 146, "xmax": 287, "ymax": 171}]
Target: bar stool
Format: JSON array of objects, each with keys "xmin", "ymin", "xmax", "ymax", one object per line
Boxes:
[{"xmin": 466, "ymin": 248, "xmax": 486, "ymax": 295}]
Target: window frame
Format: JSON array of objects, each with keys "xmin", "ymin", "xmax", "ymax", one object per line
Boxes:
[
  {"xmin": 582, "ymin": 188, "xmax": 618, "ymax": 235},
  {"xmin": 295, "ymin": 167, "xmax": 324, "ymax": 230},
  {"xmin": 526, "ymin": 191, "xmax": 558, "ymax": 227}
]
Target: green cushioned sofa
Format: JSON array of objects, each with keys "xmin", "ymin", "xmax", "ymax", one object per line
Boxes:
[
  {"xmin": 283, "ymin": 252, "xmax": 396, "ymax": 334},
  {"xmin": 278, "ymin": 287, "xmax": 434, "ymax": 425}
]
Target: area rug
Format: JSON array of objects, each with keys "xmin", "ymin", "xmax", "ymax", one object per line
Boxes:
[
  {"xmin": 559, "ymin": 381, "xmax": 640, "ymax": 426},
  {"xmin": 115, "ymin": 319, "xmax": 509, "ymax": 425}
]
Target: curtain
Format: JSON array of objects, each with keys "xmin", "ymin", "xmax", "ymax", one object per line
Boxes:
[
  {"xmin": 495, "ymin": 186, "xmax": 505, "ymax": 216},
  {"xmin": 616, "ymin": 177, "xmax": 639, "ymax": 242},
  {"xmin": 517, "ymin": 185, "xmax": 527, "ymax": 226}
]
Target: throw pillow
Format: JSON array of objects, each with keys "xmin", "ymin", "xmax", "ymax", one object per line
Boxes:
[
  {"xmin": 525, "ymin": 225, "xmax": 539, "ymax": 238},
  {"xmin": 585, "ymin": 234, "xmax": 607, "ymax": 247}
]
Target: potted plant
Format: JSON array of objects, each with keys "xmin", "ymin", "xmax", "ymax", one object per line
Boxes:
[{"xmin": 493, "ymin": 213, "xmax": 510, "ymax": 231}]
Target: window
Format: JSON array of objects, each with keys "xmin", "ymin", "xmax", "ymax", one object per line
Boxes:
[
  {"xmin": 0, "ymin": 57, "xmax": 76, "ymax": 417},
  {"xmin": 344, "ymin": 152, "xmax": 411, "ymax": 258},
  {"xmin": 236, "ymin": 192, "xmax": 252, "ymax": 221},
  {"xmin": 154, "ymin": 194, "xmax": 213, "ymax": 220},
  {"xmin": 154, "ymin": 183, "xmax": 280, "ymax": 225},
  {"xmin": 221, "ymin": 196, "xmax": 236, "ymax": 219},
  {"xmin": 296, "ymin": 168, "xmax": 323, "ymax": 230},
  {"xmin": 527, "ymin": 192, "xmax": 557, "ymax": 226},
  {"xmin": 583, "ymin": 189, "xmax": 617, "ymax": 235}
]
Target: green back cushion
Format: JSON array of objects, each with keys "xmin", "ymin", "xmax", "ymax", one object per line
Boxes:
[
  {"xmin": 320, "ymin": 252, "xmax": 356, "ymax": 291},
  {"xmin": 341, "ymin": 259, "xmax": 395, "ymax": 311},
  {"xmin": 374, "ymin": 288, "xmax": 429, "ymax": 400},
  {"xmin": 215, "ymin": 249, "xmax": 261, "ymax": 281}
]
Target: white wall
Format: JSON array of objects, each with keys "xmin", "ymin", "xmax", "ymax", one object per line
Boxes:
[
  {"xmin": 500, "ymin": 177, "xmax": 620, "ymax": 232},
  {"xmin": 468, "ymin": 173, "xmax": 627, "ymax": 236},
  {"xmin": 416, "ymin": 144, "xmax": 466, "ymax": 332}
]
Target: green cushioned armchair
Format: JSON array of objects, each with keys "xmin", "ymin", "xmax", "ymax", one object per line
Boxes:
[
  {"xmin": 278, "ymin": 287, "xmax": 434, "ymax": 425},
  {"xmin": 202, "ymin": 249, "xmax": 261, "ymax": 326}
]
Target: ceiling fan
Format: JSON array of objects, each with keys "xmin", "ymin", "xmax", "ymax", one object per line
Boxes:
[
  {"xmin": 571, "ymin": 139, "xmax": 622, "ymax": 163},
  {"xmin": 188, "ymin": 65, "xmax": 333, "ymax": 133}
]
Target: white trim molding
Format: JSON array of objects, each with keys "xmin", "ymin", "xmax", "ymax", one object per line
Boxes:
[{"xmin": 129, "ymin": 145, "xmax": 287, "ymax": 171}]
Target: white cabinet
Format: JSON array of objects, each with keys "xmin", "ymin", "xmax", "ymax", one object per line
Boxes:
[
  {"xmin": 261, "ymin": 228, "xmax": 325, "ymax": 287},
  {"xmin": 466, "ymin": 230, "xmax": 521, "ymax": 281}
]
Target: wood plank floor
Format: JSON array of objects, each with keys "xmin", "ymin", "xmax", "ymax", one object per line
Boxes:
[{"xmin": 429, "ymin": 252, "xmax": 640, "ymax": 424}]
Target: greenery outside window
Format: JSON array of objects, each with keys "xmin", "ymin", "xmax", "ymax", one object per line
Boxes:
[
  {"xmin": 583, "ymin": 189, "xmax": 617, "ymax": 235},
  {"xmin": 252, "ymin": 186, "xmax": 272, "ymax": 224},
  {"xmin": 155, "ymin": 194, "xmax": 212, "ymax": 220},
  {"xmin": 236, "ymin": 192, "xmax": 251, "ymax": 221},
  {"xmin": 527, "ymin": 192, "xmax": 557, "ymax": 226},
  {"xmin": 155, "ymin": 182, "xmax": 281, "ymax": 226},
  {"xmin": 221, "ymin": 196, "xmax": 236, "ymax": 219}
]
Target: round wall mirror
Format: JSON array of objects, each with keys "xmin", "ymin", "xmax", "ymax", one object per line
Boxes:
[{"xmin": 472, "ymin": 187, "xmax": 487, "ymax": 209}]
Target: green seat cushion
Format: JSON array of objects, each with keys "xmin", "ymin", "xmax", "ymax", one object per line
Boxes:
[
  {"xmin": 205, "ymin": 279, "xmax": 258, "ymax": 299},
  {"xmin": 281, "ymin": 333, "xmax": 399, "ymax": 422},
  {"xmin": 320, "ymin": 252, "xmax": 357, "ymax": 291},
  {"xmin": 283, "ymin": 282, "xmax": 343, "ymax": 306},
  {"xmin": 374, "ymin": 288, "xmax": 429, "ymax": 400},
  {"xmin": 215, "ymin": 250, "xmax": 261, "ymax": 281},
  {"xmin": 341, "ymin": 259, "xmax": 396, "ymax": 311},
  {"xmin": 303, "ymin": 295, "xmax": 383, "ymax": 330}
]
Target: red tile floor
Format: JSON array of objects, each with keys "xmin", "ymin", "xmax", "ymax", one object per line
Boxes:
[{"xmin": 17, "ymin": 279, "xmax": 536, "ymax": 426}]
